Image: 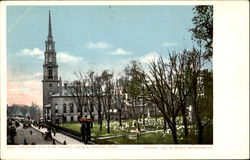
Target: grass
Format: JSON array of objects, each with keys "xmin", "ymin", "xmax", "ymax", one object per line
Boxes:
[
  {"xmin": 60, "ymin": 117, "xmax": 165, "ymax": 137},
  {"xmin": 59, "ymin": 117, "xmax": 212, "ymax": 144},
  {"xmin": 96, "ymin": 132, "xmax": 174, "ymax": 144}
]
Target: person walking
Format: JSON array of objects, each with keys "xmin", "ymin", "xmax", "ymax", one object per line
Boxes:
[
  {"xmin": 52, "ymin": 139, "xmax": 56, "ymax": 145},
  {"xmin": 24, "ymin": 138, "xmax": 28, "ymax": 145},
  {"xmin": 63, "ymin": 140, "xmax": 67, "ymax": 145},
  {"xmin": 53, "ymin": 129, "xmax": 56, "ymax": 136}
]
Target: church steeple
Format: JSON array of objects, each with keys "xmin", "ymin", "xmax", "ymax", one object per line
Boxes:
[
  {"xmin": 43, "ymin": 10, "xmax": 58, "ymax": 79},
  {"xmin": 45, "ymin": 10, "xmax": 55, "ymax": 54},
  {"xmin": 42, "ymin": 10, "xmax": 59, "ymax": 122},
  {"xmin": 48, "ymin": 10, "xmax": 53, "ymax": 39}
]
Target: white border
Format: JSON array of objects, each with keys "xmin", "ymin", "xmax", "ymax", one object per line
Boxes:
[{"xmin": 1, "ymin": 1, "xmax": 249, "ymax": 159}]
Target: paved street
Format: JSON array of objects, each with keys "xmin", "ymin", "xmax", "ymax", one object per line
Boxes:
[
  {"xmin": 13, "ymin": 124, "xmax": 61, "ymax": 145},
  {"xmin": 32, "ymin": 125, "xmax": 84, "ymax": 145}
]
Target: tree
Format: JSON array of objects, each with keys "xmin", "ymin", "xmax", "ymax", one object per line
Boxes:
[
  {"xmin": 140, "ymin": 56, "xmax": 182, "ymax": 144},
  {"xmin": 101, "ymin": 70, "xmax": 114, "ymax": 134},
  {"xmin": 87, "ymin": 70, "xmax": 96, "ymax": 126},
  {"xmin": 69, "ymin": 72, "xmax": 88, "ymax": 119},
  {"xmin": 189, "ymin": 5, "xmax": 213, "ymax": 60},
  {"xmin": 93, "ymin": 74, "xmax": 105, "ymax": 131},
  {"xmin": 114, "ymin": 76, "xmax": 127, "ymax": 126},
  {"xmin": 170, "ymin": 51, "xmax": 193, "ymax": 138},
  {"xmin": 185, "ymin": 48, "xmax": 213, "ymax": 144},
  {"xmin": 124, "ymin": 60, "xmax": 144, "ymax": 131}
]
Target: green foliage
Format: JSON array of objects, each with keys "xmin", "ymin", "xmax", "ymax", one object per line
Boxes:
[{"xmin": 190, "ymin": 5, "xmax": 213, "ymax": 60}]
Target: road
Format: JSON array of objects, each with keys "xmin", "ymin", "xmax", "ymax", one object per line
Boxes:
[{"xmin": 13, "ymin": 124, "xmax": 61, "ymax": 145}]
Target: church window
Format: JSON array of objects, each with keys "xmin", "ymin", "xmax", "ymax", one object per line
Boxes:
[
  {"xmin": 70, "ymin": 104, "xmax": 74, "ymax": 113},
  {"xmin": 63, "ymin": 104, "xmax": 67, "ymax": 113},
  {"xmin": 55, "ymin": 103, "xmax": 58, "ymax": 113},
  {"xmin": 84, "ymin": 107, "xmax": 87, "ymax": 112},
  {"xmin": 48, "ymin": 68, "xmax": 53, "ymax": 79}
]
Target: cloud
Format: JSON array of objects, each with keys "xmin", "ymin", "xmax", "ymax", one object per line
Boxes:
[
  {"xmin": 85, "ymin": 41, "xmax": 111, "ymax": 49},
  {"xmin": 108, "ymin": 48, "xmax": 133, "ymax": 55},
  {"xmin": 57, "ymin": 52, "xmax": 82, "ymax": 63},
  {"xmin": 20, "ymin": 72, "xmax": 43, "ymax": 80},
  {"xmin": 139, "ymin": 52, "xmax": 160, "ymax": 64},
  {"xmin": 21, "ymin": 48, "xmax": 44, "ymax": 59},
  {"xmin": 162, "ymin": 42, "xmax": 178, "ymax": 47},
  {"xmin": 20, "ymin": 48, "xmax": 82, "ymax": 64}
]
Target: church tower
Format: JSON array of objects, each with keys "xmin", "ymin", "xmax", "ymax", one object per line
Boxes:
[{"xmin": 42, "ymin": 11, "xmax": 59, "ymax": 120}]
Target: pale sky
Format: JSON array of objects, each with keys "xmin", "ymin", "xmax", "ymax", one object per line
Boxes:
[{"xmin": 7, "ymin": 5, "xmax": 195, "ymax": 107}]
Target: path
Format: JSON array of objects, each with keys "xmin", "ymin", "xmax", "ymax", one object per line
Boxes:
[
  {"xmin": 32, "ymin": 125, "xmax": 85, "ymax": 145},
  {"xmin": 14, "ymin": 124, "xmax": 61, "ymax": 145}
]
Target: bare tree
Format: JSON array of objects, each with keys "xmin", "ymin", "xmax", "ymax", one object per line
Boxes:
[
  {"xmin": 101, "ymin": 70, "xmax": 114, "ymax": 134},
  {"xmin": 140, "ymin": 56, "xmax": 182, "ymax": 144},
  {"xmin": 69, "ymin": 72, "xmax": 88, "ymax": 119},
  {"xmin": 93, "ymin": 74, "xmax": 104, "ymax": 131},
  {"xmin": 86, "ymin": 70, "xmax": 95, "ymax": 127}
]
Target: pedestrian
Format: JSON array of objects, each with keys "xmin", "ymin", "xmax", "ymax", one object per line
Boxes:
[
  {"xmin": 24, "ymin": 138, "xmax": 28, "ymax": 145},
  {"xmin": 52, "ymin": 139, "xmax": 56, "ymax": 145},
  {"xmin": 63, "ymin": 140, "xmax": 67, "ymax": 145},
  {"xmin": 53, "ymin": 129, "xmax": 56, "ymax": 136},
  {"xmin": 30, "ymin": 130, "xmax": 32, "ymax": 135}
]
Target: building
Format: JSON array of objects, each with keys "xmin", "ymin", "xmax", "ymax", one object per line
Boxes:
[
  {"xmin": 42, "ymin": 11, "xmax": 155, "ymax": 124},
  {"xmin": 42, "ymin": 11, "xmax": 99, "ymax": 123}
]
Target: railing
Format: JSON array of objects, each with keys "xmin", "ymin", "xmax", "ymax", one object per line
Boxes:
[{"xmin": 45, "ymin": 122, "xmax": 82, "ymax": 141}]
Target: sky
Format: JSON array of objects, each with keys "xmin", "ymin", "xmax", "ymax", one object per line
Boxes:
[{"xmin": 7, "ymin": 5, "xmax": 195, "ymax": 107}]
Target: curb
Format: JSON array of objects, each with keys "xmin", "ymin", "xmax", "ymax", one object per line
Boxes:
[{"xmin": 31, "ymin": 125, "xmax": 63, "ymax": 145}]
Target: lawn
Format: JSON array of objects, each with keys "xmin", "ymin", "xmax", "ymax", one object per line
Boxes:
[
  {"xmin": 59, "ymin": 117, "xmax": 165, "ymax": 137},
  {"xmin": 59, "ymin": 117, "xmax": 210, "ymax": 144},
  {"xmin": 95, "ymin": 132, "xmax": 174, "ymax": 144}
]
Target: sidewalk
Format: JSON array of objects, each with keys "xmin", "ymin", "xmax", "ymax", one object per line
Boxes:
[{"xmin": 32, "ymin": 125, "xmax": 84, "ymax": 145}]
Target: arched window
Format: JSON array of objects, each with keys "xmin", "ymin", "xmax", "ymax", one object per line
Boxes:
[
  {"xmin": 70, "ymin": 104, "xmax": 74, "ymax": 113},
  {"xmin": 63, "ymin": 104, "xmax": 67, "ymax": 113},
  {"xmin": 48, "ymin": 69, "xmax": 53, "ymax": 79}
]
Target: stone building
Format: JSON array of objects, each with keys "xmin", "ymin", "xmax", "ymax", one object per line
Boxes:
[
  {"xmin": 42, "ymin": 11, "xmax": 99, "ymax": 123},
  {"xmin": 42, "ymin": 11, "xmax": 155, "ymax": 124}
]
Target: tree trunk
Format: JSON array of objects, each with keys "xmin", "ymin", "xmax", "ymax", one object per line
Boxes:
[
  {"xmin": 99, "ymin": 119, "xmax": 102, "ymax": 131},
  {"xmin": 142, "ymin": 106, "xmax": 145, "ymax": 125},
  {"xmin": 197, "ymin": 118, "xmax": 203, "ymax": 144},
  {"xmin": 181, "ymin": 106, "xmax": 188, "ymax": 137},
  {"xmin": 163, "ymin": 118, "xmax": 167, "ymax": 132},
  {"xmin": 154, "ymin": 107, "xmax": 157, "ymax": 122},
  {"xmin": 107, "ymin": 115, "xmax": 110, "ymax": 134},
  {"xmin": 119, "ymin": 110, "xmax": 122, "ymax": 126},
  {"xmin": 170, "ymin": 118, "xmax": 178, "ymax": 144}
]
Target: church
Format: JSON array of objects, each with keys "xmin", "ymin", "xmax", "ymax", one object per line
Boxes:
[
  {"xmin": 42, "ymin": 11, "xmax": 99, "ymax": 124},
  {"xmin": 42, "ymin": 11, "xmax": 157, "ymax": 124}
]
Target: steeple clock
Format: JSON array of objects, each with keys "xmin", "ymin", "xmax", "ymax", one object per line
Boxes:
[{"xmin": 42, "ymin": 11, "xmax": 59, "ymax": 120}]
